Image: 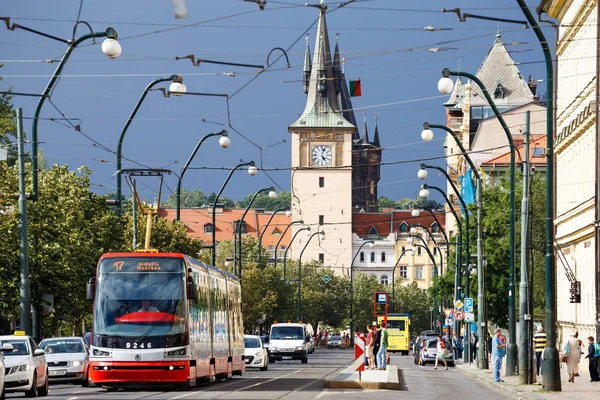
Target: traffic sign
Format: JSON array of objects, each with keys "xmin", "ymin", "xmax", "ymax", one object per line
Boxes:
[
  {"xmin": 443, "ymin": 308, "xmax": 453, "ymax": 318},
  {"xmin": 464, "ymin": 312, "xmax": 475, "ymax": 322},
  {"xmin": 445, "ymin": 318, "xmax": 452, "ymax": 327},
  {"xmin": 464, "ymin": 297, "xmax": 473, "ymax": 313},
  {"xmin": 322, "ymin": 275, "xmax": 331, "ymax": 284},
  {"xmin": 454, "ymin": 309, "xmax": 464, "ymax": 321},
  {"xmin": 354, "ymin": 333, "xmax": 365, "ymax": 373},
  {"xmin": 454, "ymin": 299, "xmax": 464, "ymax": 310}
]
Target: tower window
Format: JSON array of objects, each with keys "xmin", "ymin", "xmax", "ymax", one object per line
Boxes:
[
  {"xmin": 319, "ymin": 177, "xmax": 325, "ymax": 187},
  {"xmin": 319, "ymin": 215, "xmax": 324, "ymax": 225},
  {"xmin": 319, "ymin": 253, "xmax": 324, "ymax": 263},
  {"xmin": 360, "ymin": 252, "xmax": 365, "ymax": 262},
  {"xmin": 399, "ymin": 222, "xmax": 409, "ymax": 233},
  {"xmin": 381, "ymin": 252, "xmax": 386, "ymax": 262},
  {"xmin": 370, "ymin": 252, "xmax": 375, "ymax": 262}
]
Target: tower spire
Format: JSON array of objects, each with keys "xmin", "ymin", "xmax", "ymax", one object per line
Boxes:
[
  {"xmin": 362, "ymin": 112, "xmax": 369, "ymax": 144},
  {"xmin": 303, "ymin": 34, "xmax": 312, "ymax": 94},
  {"xmin": 333, "ymin": 33, "xmax": 342, "ymax": 93},
  {"xmin": 373, "ymin": 113, "xmax": 381, "ymax": 147}
]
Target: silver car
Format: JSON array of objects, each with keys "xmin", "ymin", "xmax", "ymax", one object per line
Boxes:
[
  {"xmin": 38, "ymin": 337, "xmax": 89, "ymax": 386},
  {"xmin": 419, "ymin": 338, "xmax": 455, "ymax": 366},
  {"xmin": 327, "ymin": 335, "xmax": 346, "ymax": 350}
]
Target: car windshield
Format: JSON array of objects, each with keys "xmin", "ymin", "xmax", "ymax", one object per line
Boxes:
[
  {"xmin": 93, "ymin": 257, "xmax": 187, "ymax": 337},
  {"xmin": 386, "ymin": 320, "xmax": 406, "ymax": 330},
  {"xmin": 0, "ymin": 339, "xmax": 29, "ymax": 356},
  {"xmin": 260, "ymin": 335, "xmax": 269, "ymax": 343},
  {"xmin": 270, "ymin": 326, "xmax": 303, "ymax": 340},
  {"xmin": 39, "ymin": 339, "xmax": 84, "ymax": 354},
  {"xmin": 428, "ymin": 340, "xmax": 450, "ymax": 349},
  {"xmin": 244, "ymin": 338, "xmax": 261, "ymax": 348},
  {"xmin": 330, "ymin": 336, "xmax": 342, "ymax": 340}
]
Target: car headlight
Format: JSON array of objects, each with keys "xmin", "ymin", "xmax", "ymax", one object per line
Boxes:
[
  {"xmin": 254, "ymin": 350, "xmax": 263, "ymax": 356},
  {"xmin": 92, "ymin": 349, "xmax": 111, "ymax": 357},
  {"xmin": 165, "ymin": 348, "xmax": 187, "ymax": 357},
  {"xmin": 270, "ymin": 346, "xmax": 278, "ymax": 351},
  {"xmin": 68, "ymin": 360, "xmax": 82, "ymax": 367},
  {"xmin": 295, "ymin": 346, "xmax": 304, "ymax": 351},
  {"xmin": 8, "ymin": 364, "xmax": 29, "ymax": 374}
]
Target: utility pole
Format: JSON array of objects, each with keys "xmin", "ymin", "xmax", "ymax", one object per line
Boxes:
[
  {"xmin": 519, "ymin": 111, "xmax": 532, "ymax": 384},
  {"xmin": 17, "ymin": 108, "xmax": 32, "ymax": 336}
]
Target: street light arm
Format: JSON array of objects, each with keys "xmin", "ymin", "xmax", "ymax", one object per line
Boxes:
[
  {"xmin": 410, "ymin": 233, "xmax": 443, "ymax": 274},
  {"xmin": 412, "ymin": 223, "xmax": 439, "ymax": 247},
  {"xmin": 421, "ymin": 207, "xmax": 450, "ymax": 245},
  {"xmin": 211, "ymin": 161, "xmax": 255, "ymax": 266},
  {"xmin": 297, "ymin": 231, "xmax": 324, "ymax": 321},
  {"xmin": 424, "ymin": 123, "xmax": 479, "ymax": 179},
  {"xmin": 257, "ymin": 207, "xmax": 288, "ymax": 267},
  {"xmin": 274, "ymin": 220, "xmax": 303, "ymax": 269},
  {"xmin": 423, "ymin": 184, "xmax": 463, "ymax": 239},
  {"xmin": 422, "ymin": 164, "xmax": 469, "ymax": 215}
]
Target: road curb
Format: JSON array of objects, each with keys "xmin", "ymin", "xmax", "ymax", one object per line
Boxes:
[{"xmin": 323, "ymin": 367, "xmax": 405, "ymax": 390}]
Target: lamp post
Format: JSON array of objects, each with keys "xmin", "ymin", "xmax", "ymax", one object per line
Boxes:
[
  {"xmin": 211, "ymin": 161, "xmax": 257, "ymax": 266},
  {"xmin": 517, "ymin": 1, "xmax": 560, "ymax": 391},
  {"xmin": 419, "ymin": 163, "xmax": 472, "ymax": 362},
  {"xmin": 420, "ymin": 183, "xmax": 463, "ymax": 340},
  {"xmin": 438, "ymin": 67, "xmax": 517, "ymax": 375},
  {"xmin": 282, "ymin": 226, "xmax": 310, "ymax": 282},
  {"xmin": 1, "ymin": 19, "xmax": 121, "ymax": 201},
  {"xmin": 236, "ymin": 187, "xmax": 277, "ymax": 279},
  {"xmin": 391, "ymin": 248, "xmax": 415, "ymax": 312},
  {"xmin": 117, "ymin": 75, "xmax": 186, "ymax": 212},
  {"xmin": 258, "ymin": 209, "xmax": 291, "ymax": 268},
  {"xmin": 274, "ymin": 220, "xmax": 304, "ymax": 272},
  {"xmin": 176, "ymin": 130, "xmax": 230, "ymax": 220},
  {"xmin": 412, "ymin": 243, "xmax": 442, "ymax": 333},
  {"xmin": 422, "ymin": 122, "xmax": 487, "ymax": 368},
  {"xmin": 411, "ymin": 224, "xmax": 444, "ymax": 269},
  {"xmin": 298, "ymin": 231, "xmax": 325, "ymax": 321},
  {"xmin": 350, "ymin": 240, "xmax": 375, "ymax": 345}
]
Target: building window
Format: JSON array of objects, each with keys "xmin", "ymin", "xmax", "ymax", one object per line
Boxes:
[
  {"xmin": 360, "ymin": 252, "xmax": 365, "ymax": 262},
  {"xmin": 368, "ymin": 226, "xmax": 379, "ymax": 236},
  {"xmin": 532, "ymin": 147, "xmax": 545, "ymax": 157},
  {"xmin": 319, "ymin": 177, "xmax": 325, "ymax": 187},
  {"xmin": 204, "ymin": 223, "xmax": 214, "ymax": 234},
  {"xmin": 431, "ymin": 222, "xmax": 440, "ymax": 233},
  {"xmin": 433, "ymin": 247, "xmax": 437, "ymax": 255},
  {"xmin": 272, "ymin": 227, "xmax": 282, "ymax": 236},
  {"xmin": 416, "ymin": 266, "xmax": 424, "ymax": 279},
  {"xmin": 319, "ymin": 253, "xmax": 324, "ymax": 263},
  {"xmin": 370, "ymin": 252, "xmax": 375, "ymax": 262},
  {"xmin": 399, "ymin": 266, "xmax": 408, "ymax": 279},
  {"xmin": 417, "ymin": 246, "xmax": 422, "ymax": 256},
  {"xmin": 401, "ymin": 246, "xmax": 405, "ymax": 253},
  {"xmin": 399, "ymin": 222, "xmax": 408, "ymax": 233},
  {"xmin": 233, "ymin": 220, "xmax": 246, "ymax": 234},
  {"xmin": 381, "ymin": 252, "xmax": 386, "ymax": 262},
  {"xmin": 319, "ymin": 215, "xmax": 324, "ymax": 225},
  {"xmin": 268, "ymin": 245, "xmax": 275, "ymax": 256},
  {"xmin": 380, "ymin": 275, "xmax": 389, "ymax": 285}
]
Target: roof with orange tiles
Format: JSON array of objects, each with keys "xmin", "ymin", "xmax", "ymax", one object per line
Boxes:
[
  {"xmin": 353, "ymin": 210, "xmax": 446, "ymax": 237},
  {"xmin": 159, "ymin": 208, "xmax": 292, "ymax": 248},
  {"xmin": 481, "ymin": 135, "xmax": 547, "ymax": 167}
]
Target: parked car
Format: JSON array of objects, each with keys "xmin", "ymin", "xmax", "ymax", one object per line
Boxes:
[
  {"xmin": 418, "ymin": 338, "xmax": 455, "ymax": 366},
  {"xmin": 307, "ymin": 335, "xmax": 315, "ymax": 354},
  {"xmin": 0, "ymin": 335, "xmax": 49, "ymax": 397},
  {"xmin": 0, "ymin": 341, "xmax": 11, "ymax": 400},
  {"xmin": 259, "ymin": 335, "xmax": 271, "ymax": 359},
  {"xmin": 39, "ymin": 337, "xmax": 89, "ymax": 386},
  {"xmin": 244, "ymin": 335, "xmax": 268, "ymax": 371},
  {"xmin": 327, "ymin": 335, "xmax": 346, "ymax": 350},
  {"xmin": 413, "ymin": 333, "xmax": 439, "ymax": 364}
]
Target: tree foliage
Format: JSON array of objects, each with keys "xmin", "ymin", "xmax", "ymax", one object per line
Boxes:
[
  {"xmin": 162, "ymin": 188, "xmax": 207, "ymax": 208},
  {"xmin": 378, "ymin": 196, "xmax": 442, "ymax": 211},
  {"xmin": 391, "ymin": 281, "xmax": 433, "ymax": 335}
]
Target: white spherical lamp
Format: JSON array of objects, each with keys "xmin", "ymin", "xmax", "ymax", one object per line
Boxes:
[
  {"xmin": 411, "ymin": 209, "xmax": 420, "ymax": 217},
  {"xmin": 285, "ymin": 210, "xmax": 291, "ymax": 217},
  {"xmin": 248, "ymin": 165, "xmax": 258, "ymax": 176},
  {"xmin": 410, "ymin": 227, "xmax": 417, "ymax": 234},
  {"xmin": 219, "ymin": 136, "xmax": 231, "ymax": 148},
  {"xmin": 419, "ymin": 188, "xmax": 430, "ymax": 198},
  {"xmin": 169, "ymin": 81, "xmax": 187, "ymax": 96},
  {"xmin": 438, "ymin": 77, "xmax": 454, "ymax": 94},
  {"xmin": 268, "ymin": 190, "xmax": 278, "ymax": 199},
  {"xmin": 421, "ymin": 129, "xmax": 434, "ymax": 142},
  {"xmin": 101, "ymin": 38, "xmax": 122, "ymax": 59},
  {"xmin": 417, "ymin": 169, "xmax": 428, "ymax": 180}
]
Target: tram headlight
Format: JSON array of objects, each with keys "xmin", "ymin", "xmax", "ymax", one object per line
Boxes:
[
  {"xmin": 165, "ymin": 347, "xmax": 187, "ymax": 357},
  {"xmin": 92, "ymin": 349, "xmax": 111, "ymax": 357}
]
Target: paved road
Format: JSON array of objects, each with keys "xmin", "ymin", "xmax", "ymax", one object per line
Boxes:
[{"xmin": 6, "ymin": 349, "xmax": 513, "ymax": 399}]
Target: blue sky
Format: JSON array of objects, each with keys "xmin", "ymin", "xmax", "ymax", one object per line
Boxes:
[{"xmin": 1, "ymin": 0, "xmax": 551, "ymax": 204}]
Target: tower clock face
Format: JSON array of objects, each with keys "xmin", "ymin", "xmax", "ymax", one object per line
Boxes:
[{"xmin": 312, "ymin": 145, "xmax": 332, "ymax": 165}]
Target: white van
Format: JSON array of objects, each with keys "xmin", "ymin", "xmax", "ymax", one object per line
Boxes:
[{"xmin": 268, "ymin": 323, "xmax": 309, "ymax": 363}]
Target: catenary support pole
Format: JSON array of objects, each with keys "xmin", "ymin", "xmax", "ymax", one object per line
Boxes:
[{"xmin": 17, "ymin": 108, "xmax": 31, "ymax": 336}]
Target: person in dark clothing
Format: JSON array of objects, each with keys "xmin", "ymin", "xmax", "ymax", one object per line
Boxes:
[
  {"xmin": 585, "ymin": 336, "xmax": 600, "ymax": 382},
  {"xmin": 470, "ymin": 332, "xmax": 479, "ymax": 361},
  {"xmin": 373, "ymin": 324, "xmax": 382, "ymax": 368}
]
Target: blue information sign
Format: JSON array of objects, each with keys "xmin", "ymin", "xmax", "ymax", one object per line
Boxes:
[{"xmin": 465, "ymin": 297, "xmax": 473, "ymax": 313}]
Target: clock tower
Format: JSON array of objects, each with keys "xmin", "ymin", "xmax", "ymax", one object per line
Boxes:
[{"xmin": 287, "ymin": 3, "xmax": 356, "ymax": 272}]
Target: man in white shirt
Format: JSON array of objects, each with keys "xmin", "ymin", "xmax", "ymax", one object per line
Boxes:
[{"xmin": 139, "ymin": 300, "xmax": 159, "ymax": 312}]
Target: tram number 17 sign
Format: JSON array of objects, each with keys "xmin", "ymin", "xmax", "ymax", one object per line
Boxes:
[{"xmin": 374, "ymin": 292, "xmax": 388, "ymax": 317}]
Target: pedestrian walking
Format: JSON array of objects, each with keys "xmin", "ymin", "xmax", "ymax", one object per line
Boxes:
[
  {"xmin": 373, "ymin": 324, "xmax": 382, "ymax": 368},
  {"xmin": 584, "ymin": 336, "xmax": 600, "ymax": 382},
  {"xmin": 492, "ymin": 328, "xmax": 507, "ymax": 382},
  {"xmin": 565, "ymin": 331, "xmax": 582, "ymax": 383},
  {"xmin": 376, "ymin": 324, "xmax": 388, "ymax": 370},
  {"xmin": 470, "ymin": 332, "xmax": 478, "ymax": 361},
  {"xmin": 365, "ymin": 324, "xmax": 375, "ymax": 370},
  {"xmin": 434, "ymin": 336, "xmax": 449, "ymax": 370},
  {"xmin": 452, "ymin": 333, "xmax": 460, "ymax": 360},
  {"xmin": 533, "ymin": 325, "xmax": 547, "ymax": 377}
]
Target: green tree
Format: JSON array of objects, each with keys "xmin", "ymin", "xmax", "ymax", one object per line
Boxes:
[
  {"xmin": 392, "ymin": 281, "xmax": 433, "ymax": 335},
  {"xmin": 206, "ymin": 192, "xmax": 235, "ymax": 208},
  {"xmin": 378, "ymin": 196, "xmax": 397, "ymax": 210},
  {"xmin": 352, "ymin": 273, "xmax": 386, "ymax": 332},
  {"xmin": 383, "ymin": 197, "xmax": 442, "ymax": 211},
  {"xmin": 162, "ymin": 188, "xmax": 207, "ymax": 208},
  {"xmin": 0, "ymin": 70, "xmax": 17, "ymax": 164},
  {"xmin": 236, "ymin": 190, "xmax": 291, "ymax": 211}
]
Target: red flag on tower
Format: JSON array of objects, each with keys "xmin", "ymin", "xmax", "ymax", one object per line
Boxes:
[{"xmin": 349, "ymin": 79, "xmax": 362, "ymax": 97}]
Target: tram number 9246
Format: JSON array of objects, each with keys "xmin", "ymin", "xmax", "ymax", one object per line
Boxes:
[{"xmin": 125, "ymin": 342, "xmax": 152, "ymax": 349}]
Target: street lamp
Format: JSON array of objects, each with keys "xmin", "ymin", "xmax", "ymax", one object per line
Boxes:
[
  {"xmin": 274, "ymin": 219, "xmax": 304, "ymax": 272},
  {"xmin": 518, "ymin": 2, "xmax": 560, "ymax": 390},
  {"xmin": 412, "ymin": 243, "xmax": 442, "ymax": 333},
  {"xmin": 258, "ymin": 209, "xmax": 290, "ymax": 268},
  {"xmin": 422, "ymin": 122, "xmax": 486, "ymax": 368},
  {"xmin": 236, "ymin": 187, "xmax": 276, "ymax": 279},
  {"xmin": 438, "ymin": 67, "xmax": 517, "ymax": 375},
  {"xmin": 391, "ymin": 248, "xmax": 415, "ymax": 312},
  {"xmin": 0, "ymin": 18, "xmax": 121, "ymax": 201},
  {"xmin": 420, "ymin": 183, "xmax": 464, "ymax": 340},
  {"xmin": 176, "ymin": 130, "xmax": 229, "ymax": 221},
  {"xmin": 350, "ymin": 240, "xmax": 375, "ymax": 345},
  {"xmin": 282, "ymin": 226, "xmax": 310, "ymax": 282},
  {"xmin": 297, "ymin": 231, "xmax": 325, "ymax": 321},
  {"xmin": 211, "ymin": 161, "xmax": 256, "ymax": 266}
]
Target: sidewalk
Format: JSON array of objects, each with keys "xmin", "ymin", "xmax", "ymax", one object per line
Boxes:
[{"xmin": 457, "ymin": 360, "xmax": 600, "ymax": 400}]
